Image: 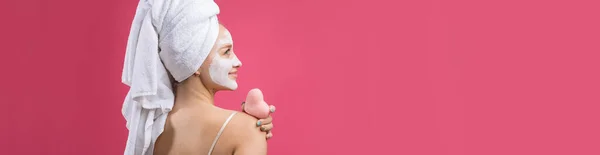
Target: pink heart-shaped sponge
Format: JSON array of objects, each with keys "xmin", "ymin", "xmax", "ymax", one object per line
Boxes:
[{"xmin": 244, "ymin": 88, "xmax": 270, "ymax": 119}]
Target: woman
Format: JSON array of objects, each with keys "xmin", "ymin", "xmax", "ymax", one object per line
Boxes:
[
  {"xmin": 153, "ymin": 23, "xmax": 268, "ymax": 155},
  {"xmin": 121, "ymin": 0, "xmax": 274, "ymax": 154}
]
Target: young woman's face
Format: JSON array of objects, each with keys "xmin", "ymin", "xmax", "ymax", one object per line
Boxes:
[{"xmin": 199, "ymin": 25, "xmax": 242, "ymax": 91}]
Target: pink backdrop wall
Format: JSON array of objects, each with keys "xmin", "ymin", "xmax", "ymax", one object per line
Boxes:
[{"xmin": 1, "ymin": 0, "xmax": 599, "ymax": 154}]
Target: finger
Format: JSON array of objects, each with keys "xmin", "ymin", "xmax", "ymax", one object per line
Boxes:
[
  {"xmin": 241, "ymin": 102, "xmax": 246, "ymax": 112},
  {"xmin": 260, "ymin": 123, "xmax": 273, "ymax": 132},
  {"xmin": 257, "ymin": 115, "xmax": 273, "ymax": 127},
  {"xmin": 269, "ymin": 105, "xmax": 276, "ymax": 113},
  {"xmin": 266, "ymin": 131, "xmax": 273, "ymax": 140}
]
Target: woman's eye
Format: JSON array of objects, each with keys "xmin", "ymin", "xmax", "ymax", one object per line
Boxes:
[{"xmin": 224, "ymin": 48, "xmax": 231, "ymax": 54}]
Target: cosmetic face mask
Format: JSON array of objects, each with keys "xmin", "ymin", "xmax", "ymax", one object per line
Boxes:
[{"xmin": 209, "ymin": 30, "xmax": 242, "ymax": 90}]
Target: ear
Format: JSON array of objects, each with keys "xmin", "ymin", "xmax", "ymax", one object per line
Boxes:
[{"xmin": 193, "ymin": 71, "xmax": 201, "ymax": 76}]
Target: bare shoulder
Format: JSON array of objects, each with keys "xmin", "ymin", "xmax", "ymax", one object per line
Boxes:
[
  {"xmin": 224, "ymin": 110, "xmax": 266, "ymax": 138},
  {"xmin": 220, "ymin": 110, "xmax": 267, "ymax": 155},
  {"xmin": 230, "ymin": 111, "xmax": 261, "ymax": 130}
]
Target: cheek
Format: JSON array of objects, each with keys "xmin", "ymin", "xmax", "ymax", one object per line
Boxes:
[
  {"xmin": 197, "ymin": 60, "xmax": 211, "ymax": 80},
  {"xmin": 213, "ymin": 57, "xmax": 232, "ymax": 70},
  {"xmin": 208, "ymin": 56, "xmax": 231, "ymax": 81},
  {"xmin": 200, "ymin": 54, "xmax": 215, "ymax": 72},
  {"xmin": 200, "ymin": 71, "xmax": 210, "ymax": 81},
  {"xmin": 199, "ymin": 67, "xmax": 214, "ymax": 85}
]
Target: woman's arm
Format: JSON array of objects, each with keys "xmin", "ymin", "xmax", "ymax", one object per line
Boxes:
[
  {"xmin": 229, "ymin": 112, "xmax": 268, "ymax": 155},
  {"xmin": 233, "ymin": 130, "xmax": 267, "ymax": 155}
]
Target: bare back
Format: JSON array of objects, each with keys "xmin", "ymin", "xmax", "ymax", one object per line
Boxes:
[{"xmin": 153, "ymin": 102, "xmax": 267, "ymax": 155}]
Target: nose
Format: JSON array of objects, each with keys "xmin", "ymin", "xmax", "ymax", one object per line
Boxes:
[{"xmin": 233, "ymin": 55, "xmax": 242, "ymax": 68}]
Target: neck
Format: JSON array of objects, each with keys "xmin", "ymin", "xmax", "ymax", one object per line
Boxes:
[{"xmin": 175, "ymin": 77, "xmax": 216, "ymax": 106}]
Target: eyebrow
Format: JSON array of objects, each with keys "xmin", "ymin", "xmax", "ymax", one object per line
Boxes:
[
  {"xmin": 222, "ymin": 44, "xmax": 232, "ymax": 48},
  {"xmin": 220, "ymin": 44, "xmax": 232, "ymax": 50}
]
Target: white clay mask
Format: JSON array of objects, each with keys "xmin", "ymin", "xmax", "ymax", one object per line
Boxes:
[{"xmin": 209, "ymin": 30, "xmax": 242, "ymax": 90}]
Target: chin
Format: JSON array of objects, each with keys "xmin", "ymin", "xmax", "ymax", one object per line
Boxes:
[{"xmin": 224, "ymin": 82, "xmax": 238, "ymax": 91}]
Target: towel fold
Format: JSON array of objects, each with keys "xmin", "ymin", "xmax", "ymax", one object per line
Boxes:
[{"xmin": 121, "ymin": 0, "xmax": 220, "ymax": 154}]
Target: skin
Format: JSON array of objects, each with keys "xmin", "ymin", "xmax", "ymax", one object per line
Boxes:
[{"xmin": 154, "ymin": 24, "xmax": 271, "ymax": 155}]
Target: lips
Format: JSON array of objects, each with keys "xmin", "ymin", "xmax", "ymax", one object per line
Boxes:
[{"xmin": 229, "ymin": 71, "xmax": 238, "ymax": 78}]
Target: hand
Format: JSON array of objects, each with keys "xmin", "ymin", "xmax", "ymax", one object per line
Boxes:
[{"xmin": 242, "ymin": 102, "xmax": 276, "ymax": 140}]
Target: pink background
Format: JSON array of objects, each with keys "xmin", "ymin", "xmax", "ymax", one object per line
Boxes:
[{"xmin": 1, "ymin": 0, "xmax": 599, "ymax": 154}]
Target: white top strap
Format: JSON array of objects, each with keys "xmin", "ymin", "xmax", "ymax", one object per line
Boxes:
[{"xmin": 208, "ymin": 112, "xmax": 237, "ymax": 155}]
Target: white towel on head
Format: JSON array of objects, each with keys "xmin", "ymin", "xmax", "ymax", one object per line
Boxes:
[{"xmin": 121, "ymin": 0, "xmax": 220, "ymax": 154}]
